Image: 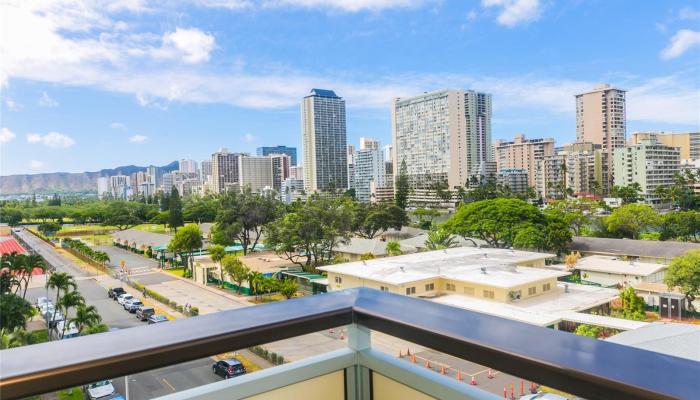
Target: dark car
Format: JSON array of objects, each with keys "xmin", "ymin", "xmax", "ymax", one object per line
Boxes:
[
  {"xmin": 147, "ymin": 314, "xmax": 169, "ymax": 324},
  {"xmin": 108, "ymin": 287, "xmax": 126, "ymax": 299},
  {"xmin": 212, "ymin": 359, "xmax": 246, "ymax": 379},
  {"xmin": 135, "ymin": 306, "xmax": 155, "ymax": 321}
]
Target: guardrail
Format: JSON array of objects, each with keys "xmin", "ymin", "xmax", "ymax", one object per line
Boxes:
[{"xmin": 1, "ymin": 288, "xmax": 697, "ymax": 400}]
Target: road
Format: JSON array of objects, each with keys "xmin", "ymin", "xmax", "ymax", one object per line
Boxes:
[{"xmin": 16, "ymin": 228, "xmax": 225, "ymax": 400}]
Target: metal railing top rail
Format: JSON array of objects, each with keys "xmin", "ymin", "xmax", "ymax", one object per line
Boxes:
[{"xmin": 1, "ymin": 288, "xmax": 697, "ymax": 400}]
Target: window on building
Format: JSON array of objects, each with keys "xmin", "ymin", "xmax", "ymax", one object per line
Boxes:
[
  {"xmin": 464, "ymin": 287, "xmax": 475, "ymax": 296},
  {"xmin": 425, "ymin": 283, "xmax": 435, "ymax": 291},
  {"xmin": 528, "ymin": 287, "xmax": 536, "ymax": 295},
  {"xmin": 334, "ymin": 276, "xmax": 342, "ymax": 284},
  {"xmin": 483, "ymin": 290, "xmax": 495, "ymax": 299},
  {"xmin": 446, "ymin": 283, "xmax": 456, "ymax": 291},
  {"xmin": 380, "ymin": 286, "xmax": 389, "ymax": 292},
  {"xmin": 542, "ymin": 283, "xmax": 551, "ymax": 291},
  {"xmin": 405, "ymin": 287, "xmax": 416, "ymax": 295}
]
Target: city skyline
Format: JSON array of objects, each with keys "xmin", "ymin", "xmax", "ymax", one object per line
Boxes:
[{"xmin": 1, "ymin": 1, "xmax": 700, "ymax": 176}]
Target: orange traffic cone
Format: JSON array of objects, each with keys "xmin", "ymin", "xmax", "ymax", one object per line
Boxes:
[
  {"xmin": 488, "ymin": 368, "xmax": 495, "ymax": 379},
  {"xmin": 456, "ymin": 370, "xmax": 462, "ymax": 381},
  {"xmin": 425, "ymin": 360, "xmax": 431, "ymax": 369},
  {"xmin": 440, "ymin": 366, "xmax": 446, "ymax": 375},
  {"xmin": 411, "ymin": 354, "xmax": 417, "ymax": 363},
  {"xmin": 470, "ymin": 375, "xmax": 477, "ymax": 385}
]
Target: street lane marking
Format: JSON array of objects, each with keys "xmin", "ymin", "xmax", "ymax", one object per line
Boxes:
[{"xmin": 162, "ymin": 378, "xmax": 176, "ymax": 391}]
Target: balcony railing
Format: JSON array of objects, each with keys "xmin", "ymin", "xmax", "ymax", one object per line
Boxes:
[{"xmin": 1, "ymin": 288, "xmax": 697, "ymax": 400}]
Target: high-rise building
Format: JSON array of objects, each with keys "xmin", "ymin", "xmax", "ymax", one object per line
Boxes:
[
  {"xmin": 494, "ymin": 134, "xmax": 555, "ymax": 188},
  {"xmin": 354, "ymin": 146, "xmax": 385, "ymax": 203},
  {"xmin": 497, "ymin": 168, "xmax": 529, "ymax": 194},
  {"xmin": 257, "ymin": 146, "xmax": 298, "ymax": 166},
  {"xmin": 575, "ymin": 84, "xmax": 626, "ymax": 194},
  {"xmin": 347, "ymin": 145, "xmax": 356, "ymax": 191},
  {"xmin": 630, "ymin": 132, "xmax": 700, "ymax": 161},
  {"xmin": 537, "ymin": 154, "xmax": 567, "ymax": 200},
  {"xmin": 270, "ymin": 153, "xmax": 291, "ymax": 191},
  {"xmin": 179, "ymin": 159, "xmax": 199, "ymax": 175},
  {"xmin": 562, "ymin": 142, "xmax": 604, "ymax": 197},
  {"xmin": 280, "ymin": 177, "xmax": 305, "ymax": 204},
  {"xmin": 100, "ymin": 175, "xmax": 131, "ymax": 199},
  {"xmin": 392, "ymin": 89, "xmax": 492, "ymax": 204},
  {"xmin": 97, "ymin": 177, "xmax": 109, "ymax": 199},
  {"xmin": 290, "ymin": 165, "xmax": 303, "ymax": 180},
  {"xmin": 146, "ymin": 165, "xmax": 160, "ymax": 188},
  {"xmin": 614, "ymin": 138, "xmax": 681, "ymax": 206},
  {"xmin": 238, "ymin": 155, "xmax": 273, "ymax": 193},
  {"xmin": 211, "ymin": 148, "xmax": 243, "ymax": 193},
  {"xmin": 200, "ymin": 160, "xmax": 212, "ymax": 182},
  {"xmin": 301, "ymin": 89, "xmax": 348, "ymax": 192},
  {"xmin": 360, "ymin": 137, "xmax": 379, "ymax": 150}
]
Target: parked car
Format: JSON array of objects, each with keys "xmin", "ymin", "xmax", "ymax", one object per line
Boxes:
[
  {"xmin": 108, "ymin": 287, "xmax": 126, "ymax": 299},
  {"xmin": 116, "ymin": 293, "xmax": 133, "ymax": 306},
  {"xmin": 125, "ymin": 299, "xmax": 144, "ymax": 313},
  {"xmin": 39, "ymin": 302, "xmax": 55, "ymax": 315},
  {"xmin": 56, "ymin": 321, "xmax": 80, "ymax": 339},
  {"xmin": 44, "ymin": 310, "xmax": 64, "ymax": 328},
  {"xmin": 84, "ymin": 380, "xmax": 116, "ymax": 400},
  {"xmin": 36, "ymin": 297, "xmax": 51, "ymax": 308},
  {"xmin": 135, "ymin": 306, "xmax": 155, "ymax": 321},
  {"xmin": 212, "ymin": 359, "xmax": 246, "ymax": 379},
  {"xmin": 147, "ymin": 314, "xmax": 169, "ymax": 324}
]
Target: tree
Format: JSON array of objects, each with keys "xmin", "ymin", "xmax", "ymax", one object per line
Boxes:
[
  {"xmin": 413, "ymin": 208, "xmax": 440, "ymax": 230},
  {"xmin": 215, "ymin": 188, "xmax": 279, "ymax": 255},
  {"xmin": 18, "ymin": 254, "xmax": 46, "ymax": 299},
  {"xmin": 444, "ymin": 198, "xmax": 571, "ymax": 251},
  {"xmin": 279, "ymin": 279, "xmax": 298, "ymax": 299},
  {"xmin": 70, "ymin": 304, "xmax": 102, "ymax": 334},
  {"xmin": 611, "ymin": 183, "xmax": 642, "ymax": 205},
  {"xmin": 660, "ymin": 211, "xmax": 700, "ymax": 242},
  {"xmin": 247, "ymin": 271, "xmax": 264, "ymax": 299},
  {"xmin": 82, "ymin": 323, "xmax": 109, "ymax": 335},
  {"xmin": 208, "ymin": 245, "xmax": 227, "ymax": 288},
  {"xmin": 0, "ymin": 208, "xmax": 23, "ymax": 226},
  {"xmin": 0, "ymin": 294, "xmax": 33, "ymax": 331},
  {"xmin": 352, "ymin": 202, "xmax": 409, "ymax": 239},
  {"xmin": 183, "ymin": 196, "xmax": 220, "ymax": 223},
  {"xmin": 606, "ymin": 204, "xmax": 661, "ymax": 239},
  {"xmin": 424, "ymin": 226, "xmax": 458, "ymax": 250},
  {"xmin": 38, "ymin": 221, "xmax": 62, "ymax": 236},
  {"xmin": 168, "ymin": 225, "xmax": 203, "ymax": 280},
  {"xmin": 222, "ymin": 255, "xmax": 249, "ymax": 294},
  {"xmin": 168, "ymin": 187, "xmax": 184, "ymax": 231},
  {"xmin": 265, "ymin": 195, "xmax": 353, "ymax": 272},
  {"xmin": 394, "ymin": 160, "xmax": 409, "ymax": 210},
  {"xmin": 574, "ymin": 324, "xmax": 601, "ymax": 339},
  {"xmin": 46, "ymin": 272, "xmax": 77, "ymax": 329},
  {"xmin": 59, "ymin": 290, "xmax": 85, "ymax": 338},
  {"xmin": 102, "ymin": 201, "xmax": 143, "ymax": 230},
  {"xmin": 564, "ymin": 252, "xmax": 581, "ymax": 269},
  {"xmin": 545, "ymin": 199, "xmax": 596, "ymax": 236},
  {"xmin": 618, "ymin": 286, "xmax": 645, "ymax": 320},
  {"xmin": 664, "ymin": 250, "xmax": 700, "ymax": 312},
  {"xmin": 385, "ymin": 241, "xmax": 403, "ymax": 256},
  {"xmin": 150, "ymin": 211, "xmax": 170, "ymax": 228},
  {"xmin": 1, "ymin": 327, "xmax": 29, "ymax": 349}
]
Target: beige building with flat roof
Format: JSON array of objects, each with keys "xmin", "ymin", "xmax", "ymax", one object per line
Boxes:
[
  {"xmin": 495, "ymin": 134, "xmax": 555, "ymax": 187},
  {"xmin": 575, "ymin": 84, "xmax": 626, "ymax": 195},
  {"xmin": 630, "ymin": 131, "xmax": 700, "ymax": 161},
  {"xmin": 319, "ymin": 247, "xmax": 563, "ymax": 303}
]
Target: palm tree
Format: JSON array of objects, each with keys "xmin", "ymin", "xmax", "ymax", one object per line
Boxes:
[
  {"xmin": 46, "ymin": 272, "xmax": 77, "ymax": 332},
  {"xmin": 247, "ymin": 271, "xmax": 264, "ymax": 299},
  {"xmin": 425, "ymin": 226, "xmax": 458, "ymax": 250},
  {"xmin": 385, "ymin": 241, "xmax": 402, "ymax": 256},
  {"xmin": 0, "ymin": 327, "xmax": 28, "ymax": 349},
  {"xmin": 70, "ymin": 304, "xmax": 102, "ymax": 334},
  {"xmin": 208, "ymin": 245, "xmax": 226, "ymax": 288},
  {"xmin": 59, "ymin": 290, "xmax": 85, "ymax": 338},
  {"xmin": 20, "ymin": 254, "xmax": 47, "ymax": 300}
]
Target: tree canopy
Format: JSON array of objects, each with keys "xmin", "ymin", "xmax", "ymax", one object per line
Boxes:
[
  {"xmin": 168, "ymin": 187, "xmax": 184, "ymax": 231},
  {"xmin": 394, "ymin": 160, "xmax": 409, "ymax": 210},
  {"xmin": 606, "ymin": 203, "xmax": 661, "ymax": 239},
  {"xmin": 352, "ymin": 202, "xmax": 408, "ymax": 239},
  {"xmin": 664, "ymin": 249, "xmax": 700, "ymax": 311},
  {"xmin": 215, "ymin": 188, "xmax": 280, "ymax": 254}
]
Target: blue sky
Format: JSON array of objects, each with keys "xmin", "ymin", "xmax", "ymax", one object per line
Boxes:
[{"xmin": 1, "ymin": 0, "xmax": 699, "ymax": 175}]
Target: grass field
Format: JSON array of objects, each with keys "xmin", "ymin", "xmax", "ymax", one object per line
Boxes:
[{"xmin": 57, "ymin": 388, "xmax": 83, "ymax": 400}]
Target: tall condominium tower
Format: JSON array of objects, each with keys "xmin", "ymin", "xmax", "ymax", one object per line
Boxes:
[
  {"xmin": 270, "ymin": 153, "xmax": 291, "ymax": 191},
  {"xmin": 392, "ymin": 89, "xmax": 492, "ymax": 203},
  {"xmin": 211, "ymin": 148, "xmax": 243, "ymax": 193},
  {"xmin": 257, "ymin": 146, "xmax": 298, "ymax": 166},
  {"xmin": 614, "ymin": 139, "xmax": 681, "ymax": 206},
  {"xmin": 630, "ymin": 131, "xmax": 700, "ymax": 161},
  {"xmin": 494, "ymin": 134, "xmax": 555, "ymax": 188},
  {"xmin": 179, "ymin": 159, "xmax": 199, "ymax": 175},
  {"xmin": 301, "ymin": 89, "xmax": 348, "ymax": 192},
  {"xmin": 354, "ymin": 146, "xmax": 385, "ymax": 203},
  {"xmin": 575, "ymin": 84, "xmax": 626, "ymax": 194}
]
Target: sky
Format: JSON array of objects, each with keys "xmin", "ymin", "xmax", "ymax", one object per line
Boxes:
[{"xmin": 1, "ymin": 0, "xmax": 699, "ymax": 175}]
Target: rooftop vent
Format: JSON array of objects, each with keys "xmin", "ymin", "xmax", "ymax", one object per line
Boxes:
[{"xmin": 480, "ymin": 267, "xmax": 487, "ymax": 274}]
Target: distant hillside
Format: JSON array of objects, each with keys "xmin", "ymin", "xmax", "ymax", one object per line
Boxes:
[{"xmin": 0, "ymin": 161, "xmax": 179, "ymax": 194}]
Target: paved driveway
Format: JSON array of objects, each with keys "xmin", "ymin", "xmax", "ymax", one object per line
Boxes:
[{"xmin": 95, "ymin": 245, "xmax": 158, "ymax": 274}]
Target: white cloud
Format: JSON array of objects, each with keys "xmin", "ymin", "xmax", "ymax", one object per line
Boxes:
[
  {"xmin": 242, "ymin": 133, "xmax": 257, "ymax": 143},
  {"xmin": 159, "ymin": 28, "xmax": 216, "ymax": 64},
  {"xmin": 0, "ymin": 127, "xmax": 17, "ymax": 143},
  {"xmin": 196, "ymin": 0, "xmax": 426, "ymax": 12},
  {"xmin": 38, "ymin": 91, "xmax": 59, "ymax": 107},
  {"xmin": 26, "ymin": 132, "xmax": 76, "ymax": 148},
  {"xmin": 4, "ymin": 98, "xmax": 19, "ymax": 111},
  {"xmin": 481, "ymin": 0, "xmax": 541, "ymax": 27},
  {"xmin": 29, "ymin": 160, "xmax": 46, "ymax": 170},
  {"xmin": 110, "ymin": 122, "xmax": 126, "ymax": 130},
  {"xmin": 128, "ymin": 134, "xmax": 148, "ymax": 143},
  {"xmin": 660, "ymin": 30, "xmax": 700, "ymax": 59},
  {"xmin": 627, "ymin": 75, "xmax": 700, "ymax": 125},
  {"xmin": 679, "ymin": 7, "xmax": 700, "ymax": 20}
]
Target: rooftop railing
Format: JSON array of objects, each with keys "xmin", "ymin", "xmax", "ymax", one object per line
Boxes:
[{"xmin": 1, "ymin": 288, "xmax": 697, "ymax": 400}]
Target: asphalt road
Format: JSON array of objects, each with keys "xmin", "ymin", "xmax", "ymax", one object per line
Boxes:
[{"xmin": 16, "ymin": 228, "xmax": 223, "ymax": 399}]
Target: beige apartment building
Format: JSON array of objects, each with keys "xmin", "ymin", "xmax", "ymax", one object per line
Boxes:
[
  {"xmin": 630, "ymin": 131, "xmax": 700, "ymax": 161},
  {"xmin": 614, "ymin": 139, "xmax": 681, "ymax": 206},
  {"xmin": 238, "ymin": 155, "xmax": 273, "ymax": 193},
  {"xmin": 537, "ymin": 153, "xmax": 567, "ymax": 200},
  {"xmin": 495, "ymin": 134, "xmax": 555, "ymax": 187},
  {"xmin": 319, "ymin": 247, "xmax": 563, "ymax": 304},
  {"xmin": 575, "ymin": 84, "xmax": 626, "ymax": 195},
  {"xmin": 563, "ymin": 142, "xmax": 604, "ymax": 196}
]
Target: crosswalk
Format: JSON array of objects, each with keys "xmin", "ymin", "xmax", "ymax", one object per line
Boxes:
[{"xmin": 117, "ymin": 266, "xmax": 154, "ymax": 277}]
